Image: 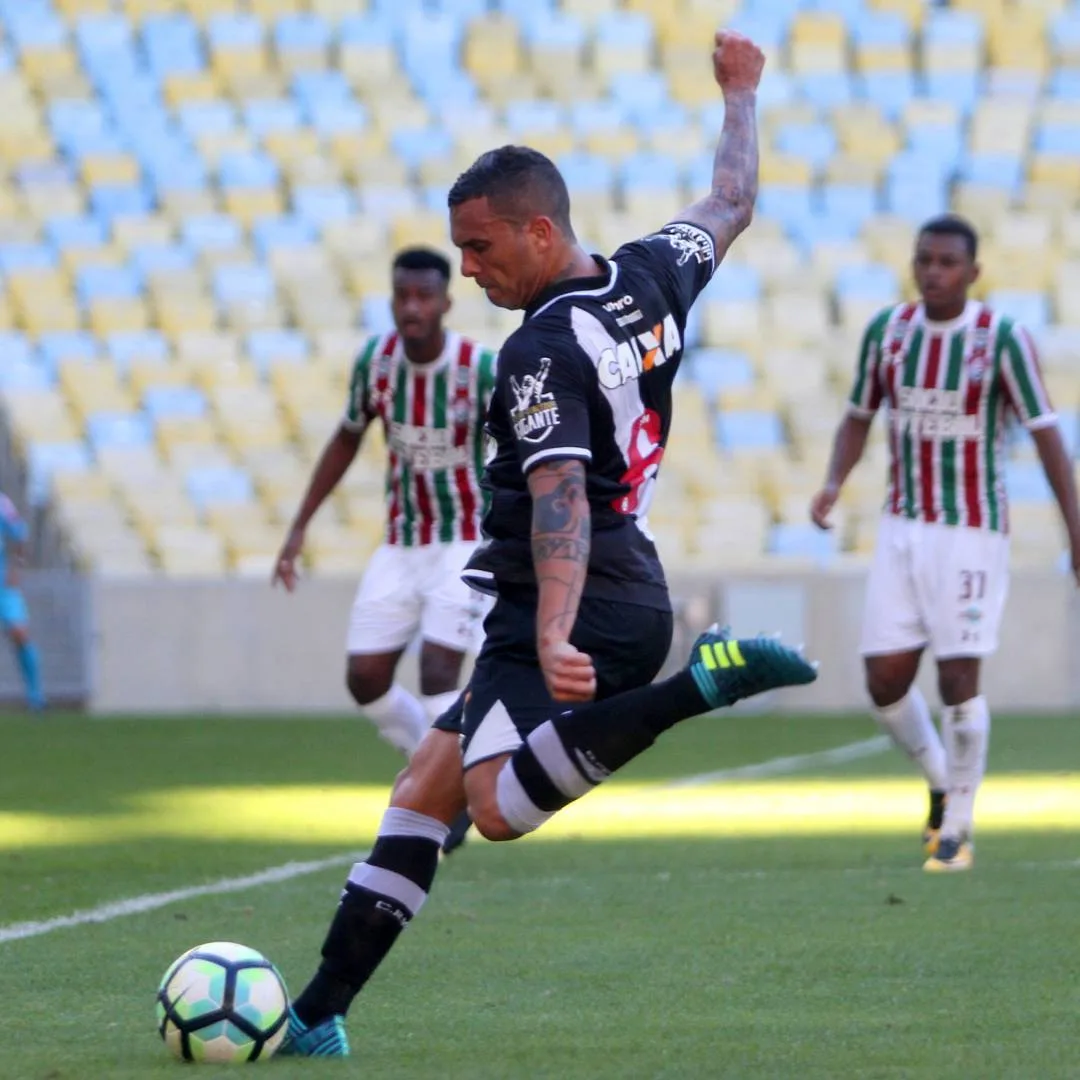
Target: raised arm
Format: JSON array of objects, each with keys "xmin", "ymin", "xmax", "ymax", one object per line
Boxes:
[{"xmin": 677, "ymin": 31, "xmax": 764, "ymax": 262}]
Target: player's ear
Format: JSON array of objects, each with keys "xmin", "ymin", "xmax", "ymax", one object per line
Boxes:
[
  {"xmin": 528, "ymin": 215, "xmax": 555, "ymax": 250},
  {"xmin": 969, "ymin": 260, "xmax": 981, "ymax": 287},
  {"xmin": 441, "ymin": 290, "xmax": 452, "ymax": 317}
]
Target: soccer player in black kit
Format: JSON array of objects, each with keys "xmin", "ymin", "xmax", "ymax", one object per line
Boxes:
[{"xmin": 281, "ymin": 31, "xmax": 817, "ymax": 1058}]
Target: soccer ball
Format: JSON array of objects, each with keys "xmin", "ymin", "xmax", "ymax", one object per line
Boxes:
[{"xmin": 156, "ymin": 941, "xmax": 289, "ymax": 1063}]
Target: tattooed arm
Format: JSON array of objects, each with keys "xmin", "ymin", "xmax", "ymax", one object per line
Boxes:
[
  {"xmin": 677, "ymin": 31, "xmax": 764, "ymax": 261},
  {"xmin": 527, "ymin": 458, "xmax": 597, "ymax": 702}
]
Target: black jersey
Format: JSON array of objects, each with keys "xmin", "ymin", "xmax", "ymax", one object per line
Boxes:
[{"xmin": 463, "ymin": 221, "xmax": 717, "ymax": 611}]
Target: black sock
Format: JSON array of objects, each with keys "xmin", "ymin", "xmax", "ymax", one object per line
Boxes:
[
  {"xmin": 498, "ymin": 670, "xmax": 710, "ymax": 834},
  {"xmin": 292, "ymin": 817, "xmax": 445, "ymax": 1026}
]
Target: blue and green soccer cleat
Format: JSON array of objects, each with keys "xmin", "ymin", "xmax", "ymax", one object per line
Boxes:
[
  {"xmin": 688, "ymin": 625, "xmax": 818, "ymax": 710},
  {"xmin": 277, "ymin": 1009, "xmax": 350, "ymax": 1058}
]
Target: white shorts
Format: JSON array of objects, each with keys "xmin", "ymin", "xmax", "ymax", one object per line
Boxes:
[
  {"xmin": 859, "ymin": 515, "xmax": 1010, "ymax": 660},
  {"xmin": 346, "ymin": 541, "xmax": 489, "ymax": 656}
]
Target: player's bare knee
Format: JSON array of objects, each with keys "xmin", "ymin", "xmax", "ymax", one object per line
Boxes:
[
  {"xmin": 938, "ymin": 661, "xmax": 979, "ymax": 706},
  {"xmin": 417, "ymin": 643, "xmax": 464, "ymax": 697},
  {"xmin": 468, "ymin": 802, "xmax": 519, "ymax": 842},
  {"xmin": 346, "ymin": 656, "xmax": 393, "ymax": 706},
  {"xmin": 865, "ymin": 660, "xmax": 913, "ymax": 708}
]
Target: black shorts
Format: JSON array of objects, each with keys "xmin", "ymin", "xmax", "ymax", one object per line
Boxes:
[{"xmin": 433, "ymin": 588, "xmax": 673, "ymax": 769}]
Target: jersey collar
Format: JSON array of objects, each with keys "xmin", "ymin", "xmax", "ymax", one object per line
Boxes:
[
  {"xmin": 524, "ymin": 257, "xmax": 620, "ymax": 320},
  {"xmin": 398, "ymin": 329, "xmax": 460, "ymax": 374},
  {"xmin": 920, "ymin": 299, "xmax": 979, "ymax": 332}
]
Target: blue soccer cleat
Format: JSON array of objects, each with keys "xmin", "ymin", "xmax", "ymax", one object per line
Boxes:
[
  {"xmin": 688, "ymin": 625, "xmax": 818, "ymax": 710},
  {"xmin": 277, "ymin": 1009, "xmax": 350, "ymax": 1058}
]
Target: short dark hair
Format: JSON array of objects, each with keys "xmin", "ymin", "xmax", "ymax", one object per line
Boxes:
[
  {"xmin": 447, "ymin": 145, "xmax": 573, "ymax": 234},
  {"xmin": 918, "ymin": 214, "xmax": 979, "ymax": 260},
  {"xmin": 392, "ymin": 247, "xmax": 451, "ymax": 283}
]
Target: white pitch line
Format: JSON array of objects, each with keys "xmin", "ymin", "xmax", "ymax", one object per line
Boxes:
[
  {"xmin": 0, "ymin": 851, "xmax": 367, "ymax": 946},
  {"xmin": 0, "ymin": 736, "xmax": 891, "ymax": 947},
  {"xmin": 666, "ymin": 734, "xmax": 891, "ymax": 787}
]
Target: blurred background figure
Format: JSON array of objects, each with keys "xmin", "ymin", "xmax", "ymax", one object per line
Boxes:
[{"xmin": 0, "ymin": 492, "xmax": 44, "ymax": 713}]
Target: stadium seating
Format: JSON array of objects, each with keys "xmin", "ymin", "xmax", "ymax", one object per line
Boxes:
[{"xmin": 0, "ymin": 0, "xmax": 1077, "ymax": 576}]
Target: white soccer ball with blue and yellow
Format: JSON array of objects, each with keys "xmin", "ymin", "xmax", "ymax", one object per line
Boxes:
[{"xmin": 156, "ymin": 941, "xmax": 289, "ymax": 1063}]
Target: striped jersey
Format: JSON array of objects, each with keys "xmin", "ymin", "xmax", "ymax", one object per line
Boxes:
[
  {"xmin": 848, "ymin": 300, "xmax": 1056, "ymax": 533},
  {"xmin": 343, "ymin": 331, "xmax": 497, "ymax": 546}
]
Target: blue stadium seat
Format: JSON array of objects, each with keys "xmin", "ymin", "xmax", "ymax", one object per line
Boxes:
[
  {"xmin": 207, "ymin": 13, "xmax": 263, "ymax": 50},
  {"xmin": 186, "ymin": 466, "xmax": 255, "ymax": 509},
  {"xmin": 702, "ymin": 265, "xmax": 761, "ymax": 302},
  {"xmin": 686, "ymin": 348, "xmax": 756, "ymax": 395},
  {"xmin": 184, "ymin": 218, "xmax": 243, "ymax": 260},
  {"xmin": 390, "ymin": 128, "xmax": 455, "ymax": 169},
  {"xmin": 728, "ymin": 11, "xmax": 789, "ymax": 52},
  {"xmin": 1049, "ymin": 68, "xmax": 1080, "ymax": 99},
  {"xmin": 836, "ymin": 263, "xmax": 899, "ymax": 302},
  {"xmin": 621, "ymin": 151, "xmax": 681, "ymax": 192},
  {"xmin": 799, "ymin": 73, "xmax": 855, "ymax": 111},
  {"xmin": 0, "ymin": 362, "xmax": 53, "ymax": 393},
  {"xmin": 292, "ymin": 72, "xmax": 352, "ymax": 109},
  {"xmin": 90, "ymin": 185, "xmax": 154, "ymax": 224},
  {"xmin": 412, "ymin": 70, "xmax": 478, "ymax": 109},
  {"xmin": 38, "ymin": 332, "xmax": 99, "ymax": 366},
  {"xmin": 213, "ymin": 265, "xmax": 276, "ymax": 306},
  {"xmin": 251, "ymin": 216, "xmax": 315, "ymax": 257},
  {"xmin": 856, "ymin": 72, "xmax": 916, "ymax": 121},
  {"xmin": 754, "ymin": 71, "xmax": 797, "ymax": 111},
  {"xmin": 130, "ymin": 245, "xmax": 195, "ymax": 276},
  {"xmin": 360, "ymin": 295, "xmax": 394, "ymax": 336},
  {"xmin": 849, "ymin": 11, "xmax": 910, "ymax": 46},
  {"xmin": 756, "ymin": 185, "xmax": 817, "ymax": 233},
  {"xmin": 775, "ymin": 122, "xmax": 839, "ymax": 170},
  {"xmin": 338, "ymin": 14, "xmax": 394, "ymax": 47},
  {"xmin": 177, "ymin": 102, "xmax": 237, "ymax": 139},
  {"xmin": 7, "ymin": 10, "xmax": 67, "ymax": 51},
  {"xmin": 401, "ymin": 12, "xmax": 461, "ymax": 76},
  {"xmin": 1034, "ymin": 125, "xmax": 1080, "ymax": 155},
  {"xmin": 769, "ymin": 523, "xmax": 840, "ymax": 563},
  {"xmin": 805, "ymin": 0, "xmax": 863, "ymax": 19},
  {"xmin": 522, "ymin": 12, "xmax": 584, "ymax": 49},
  {"xmin": 1007, "ymin": 462, "xmax": 1053, "ymax": 502},
  {"xmin": 87, "ymin": 412, "xmax": 154, "ymax": 452},
  {"xmin": 274, "ymin": 13, "xmax": 331, "ymax": 54},
  {"xmin": 907, "ymin": 123, "xmax": 965, "ymax": 163},
  {"xmin": 149, "ymin": 158, "xmax": 209, "ymax": 195},
  {"xmin": 292, "ymin": 185, "xmax": 355, "ymax": 228},
  {"xmin": 144, "ymin": 387, "xmax": 207, "ymax": 421},
  {"xmin": 885, "ymin": 177, "xmax": 949, "ymax": 222},
  {"xmin": 0, "ymin": 333, "xmax": 34, "ymax": 368},
  {"xmin": 217, "ymin": 152, "xmax": 279, "ymax": 189},
  {"xmin": 143, "ymin": 15, "xmax": 204, "ymax": 76},
  {"xmin": 0, "ymin": 244, "xmax": 56, "ymax": 272},
  {"xmin": 246, "ymin": 329, "xmax": 309, "ymax": 371},
  {"xmin": 921, "ymin": 71, "xmax": 980, "ymax": 117},
  {"xmin": 820, "ymin": 184, "xmax": 879, "ymax": 228},
  {"xmin": 987, "ymin": 291, "xmax": 1050, "ymax": 330},
  {"xmin": 505, "ymin": 100, "xmax": 564, "ymax": 134},
  {"xmin": 307, "ymin": 101, "xmax": 368, "ymax": 135},
  {"xmin": 961, "ymin": 153, "xmax": 1025, "ymax": 192},
  {"xmin": 45, "ymin": 216, "xmax": 108, "ymax": 250},
  {"xmin": 48, "ymin": 101, "xmax": 109, "ymax": 143},
  {"xmin": 716, "ymin": 411, "xmax": 785, "ymax": 451},
  {"xmin": 243, "ymin": 100, "xmax": 303, "ymax": 139},
  {"xmin": 556, "ymin": 152, "xmax": 615, "ymax": 195},
  {"xmin": 569, "ymin": 100, "xmax": 629, "ymax": 136},
  {"xmin": 889, "ymin": 150, "xmax": 955, "ymax": 189},
  {"xmin": 75, "ymin": 266, "xmax": 143, "ymax": 305},
  {"xmin": 790, "ymin": 216, "xmax": 860, "ymax": 250},
  {"xmin": 108, "ymin": 331, "xmax": 170, "ymax": 369},
  {"xmin": 923, "ymin": 10, "xmax": 984, "ymax": 46},
  {"xmin": 27, "ymin": 443, "xmax": 93, "ymax": 505}
]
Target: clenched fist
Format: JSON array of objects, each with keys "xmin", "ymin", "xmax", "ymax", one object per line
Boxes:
[{"xmin": 712, "ymin": 30, "xmax": 766, "ymax": 95}]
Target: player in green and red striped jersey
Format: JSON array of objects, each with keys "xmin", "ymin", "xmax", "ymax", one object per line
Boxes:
[
  {"xmin": 811, "ymin": 215, "xmax": 1080, "ymax": 872},
  {"xmin": 273, "ymin": 248, "xmax": 497, "ymax": 787}
]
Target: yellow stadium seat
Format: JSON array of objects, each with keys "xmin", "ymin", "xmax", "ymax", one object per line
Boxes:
[
  {"xmin": 321, "ymin": 218, "xmax": 388, "ymax": 264},
  {"xmin": 81, "ymin": 154, "xmax": 142, "ymax": 188},
  {"xmin": 126, "ymin": 362, "xmax": 186, "ymax": 397},
  {"xmin": 211, "ymin": 46, "xmax": 269, "ymax": 86},
  {"xmin": 592, "ymin": 39, "xmax": 652, "ymax": 81},
  {"xmin": 154, "ymin": 294, "xmax": 219, "ymax": 335},
  {"xmin": 789, "ymin": 42, "xmax": 847, "ymax": 75},
  {"xmin": 333, "ymin": 136, "xmax": 407, "ymax": 186},
  {"xmin": 89, "ymin": 298, "xmax": 151, "ymax": 336},
  {"xmin": 59, "ymin": 363, "xmax": 136, "ymax": 416},
  {"xmin": 1037, "ymin": 100, "xmax": 1080, "ymax": 127},
  {"xmin": 855, "ymin": 43, "xmax": 911, "ymax": 72},
  {"xmin": 113, "ymin": 215, "xmax": 175, "ymax": 250},
  {"xmin": 1057, "ymin": 214, "xmax": 1080, "ymax": 256},
  {"xmin": 952, "ymin": 184, "xmax": 1013, "ymax": 235},
  {"xmin": 868, "ymin": 0, "xmax": 924, "ymax": 27},
  {"xmin": 7, "ymin": 268, "xmax": 68, "ymax": 306},
  {"xmin": 22, "ymin": 183, "xmax": 84, "ymax": 220},
  {"xmin": 56, "ymin": 0, "xmax": 112, "ymax": 11},
  {"xmin": 561, "ymin": 0, "xmax": 620, "ymax": 21},
  {"xmin": 17, "ymin": 296, "xmax": 82, "ymax": 334},
  {"xmin": 993, "ymin": 212, "xmax": 1054, "ymax": 251},
  {"xmin": 463, "ymin": 17, "xmax": 523, "ymax": 84},
  {"xmin": 970, "ymin": 101, "xmax": 1033, "ymax": 154},
  {"xmin": 222, "ymin": 188, "xmax": 285, "ymax": 228},
  {"xmin": 162, "ymin": 71, "xmax": 222, "ymax": 107},
  {"xmin": 35, "ymin": 71, "xmax": 94, "ymax": 101},
  {"xmin": 1019, "ymin": 182, "xmax": 1076, "ymax": 216},
  {"xmin": 262, "ymin": 128, "xmax": 320, "ymax": 165},
  {"xmin": 922, "ymin": 40, "xmax": 982, "ymax": 71},
  {"xmin": 124, "ymin": 0, "xmax": 182, "ymax": 19},
  {"xmin": 368, "ymin": 98, "xmax": 430, "ymax": 138},
  {"xmin": 339, "ymin": 43, "xmax": 398, "ymax": 90},
  {"xmin": 248, "ymin": 0, "xmax": 300, "ymax": 16},
  {"xmin": 20, "ymin": 47, "xmax": 79, "ymax": 86},
  {"xmin": 759, "ymin": 153, "xmax": 815, "ymax": 185},
  {"xmin": 1029, "ymin": 155, "xmax": 1080, "ymax": 189},
  {"xmin": 159, "ymin": 189, "xmax": 220, "ymax": 222},
  {"xmin": 823, "ymin": 156, "xmax": 884, "ymax": 185},
  {"xmin": 0, "ymin": 294, "xmax": 14, "ymax": 330},
  {"xmin": 580, "ymin": 126, "xmax": 637, "ymax": 159},
  {"xmin": 192, "ymin": 130, "xmax": 253, "ymax": 166},
  {"xmin": 0, "ymin": 131, "xmax": 55, "ymax": 170},
  {"xmin": 182, "ymin": 0, "xmax": 239, "ymax": 18},
  {"xmin": 902, "ymin": 99, "xmax": 961, "ymax": 129}
]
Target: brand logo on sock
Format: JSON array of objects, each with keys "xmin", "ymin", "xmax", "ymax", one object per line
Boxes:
[
  {"xmin": 572, "ymin": 748, "xmax": 611, "ymax": 785},
  {"xmin": 374, "ymin": 900, "xmax": 411, "ymax": 928}
]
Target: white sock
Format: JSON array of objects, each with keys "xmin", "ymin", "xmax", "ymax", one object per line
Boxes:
[
  {"xmin": 872, "ymin": 687, "xmax": 948, "ymax": 792},
  {"xmin": 421, "ymin": 690, "xmax": 460, "ymax": 726},
  {"xmin": 940, "ymin": 695, "xmax": 990, "ymax": 842},
  {"xmin": 362, "ymin": 685, "xmax": 429, "ymax": 756}
]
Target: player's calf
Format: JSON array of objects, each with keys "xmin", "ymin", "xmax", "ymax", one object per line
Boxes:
[{"xmin": 492, "ymin": 627, "xmax": 817, "ymax": 837}]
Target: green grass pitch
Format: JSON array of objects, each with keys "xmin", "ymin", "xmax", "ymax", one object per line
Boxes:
[{"xmin": 1, "ymin": 709, "xmax": 1078, "ymax": 1079}]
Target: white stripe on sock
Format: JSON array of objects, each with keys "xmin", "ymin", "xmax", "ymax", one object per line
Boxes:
[
  {"xmin": 347, "ymin": 863, "xmax": 428, "ymax": 916},
  {"xmin": 496, "ymin": 761, "xmax": 555, "ymax": 835},
  {"xmin": 527, "ymin": 722, "xmax": 594, "ymax": 800},
  {"xmin": 379, "ymin": 807, "xmax": 450, "ymax": 846}
]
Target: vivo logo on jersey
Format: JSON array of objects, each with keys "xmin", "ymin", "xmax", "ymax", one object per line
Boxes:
[
  {"xmin": 596, "ymin": 315, "xmax": 682, "ymax": 389},
  {"xmin": 603, "ymin": 294, "xmax": 635, "ymax": 312}
]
